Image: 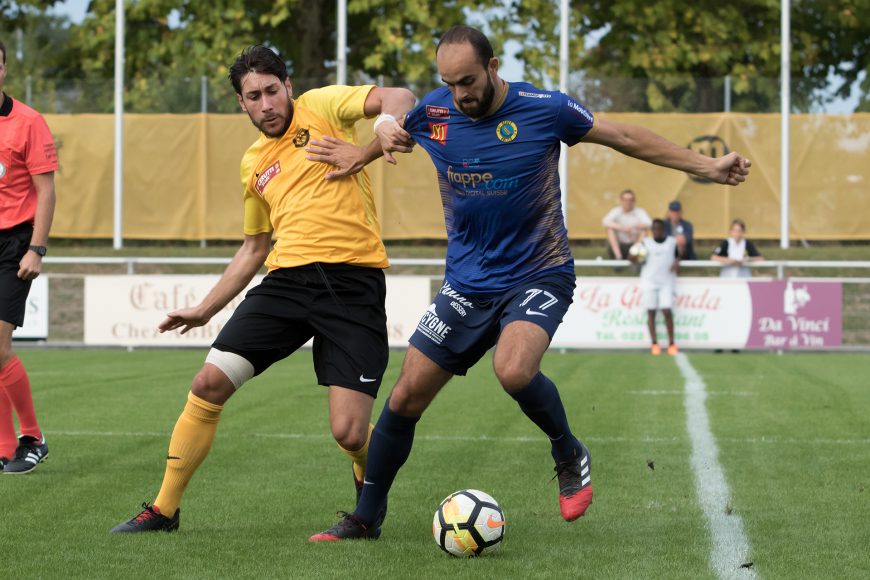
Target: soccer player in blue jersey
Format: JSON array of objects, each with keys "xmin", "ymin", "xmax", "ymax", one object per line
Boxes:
[{"xmin": 308, "ymin": 25, "xmax": 751, "ymax": 541}]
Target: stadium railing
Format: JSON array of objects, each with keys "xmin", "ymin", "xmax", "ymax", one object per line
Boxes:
[{"xmin": 41, "ymin": 257, "xmax": 870, "ymax": 278}]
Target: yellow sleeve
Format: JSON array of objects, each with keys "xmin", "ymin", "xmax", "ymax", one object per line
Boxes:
[
  {"xmin": 240, "ymin": 141, "xmax": 272, "ymax": 235},
  {"xmin": 297, "ymin": 85, "xmax": 376, "ymax": 131}
]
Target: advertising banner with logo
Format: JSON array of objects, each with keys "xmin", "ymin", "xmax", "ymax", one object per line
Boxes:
[
  {"xmin": 84, "ymin": 275, "xmax": 430, "ymax": 348},
  {"xmin": 552, "ymin": 278, "xmax": 841, "ymax": 350},
  {"xmin": 12, "ymin": 277, "xmax": 49, "ymax": 340}
]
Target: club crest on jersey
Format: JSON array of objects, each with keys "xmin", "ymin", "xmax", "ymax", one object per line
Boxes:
[
  {"xmin": 426, "ymin": 105, "xmax": 450, "ymax": 118},
  {"xmin": 255, "ymin": 161, "xmax": 281, "ymax": 196},
  {"xmin": 496, "ymin": 120, "xmax": 518, "ymax": 143},
  {"xmin": 293, "ymin": 128, "xmax": 310, "ymax": 148},
  {"xmin": 429, "ymin": 122, "xmax": 448, "ymax": 145}
]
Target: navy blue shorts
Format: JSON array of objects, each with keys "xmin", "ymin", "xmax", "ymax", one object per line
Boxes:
[{"xmin": 409, "ymin": 271, "xmax": 576, "ymax": 376}]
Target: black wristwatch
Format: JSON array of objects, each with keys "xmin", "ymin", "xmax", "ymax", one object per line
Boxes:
[{"xmin": 28, "ymin": 245, "xmax": 48, "ymax": 257}]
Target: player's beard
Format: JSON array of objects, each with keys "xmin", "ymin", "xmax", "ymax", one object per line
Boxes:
[
  {"xmin": 457, "ymin": 73, "xmax": 496, "ymax": 118},
  {"xmin": 253, "ymin": 97, "xmax": 294, "ymax": 138}
]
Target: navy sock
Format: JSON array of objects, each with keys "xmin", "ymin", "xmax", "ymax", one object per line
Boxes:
[
  {"xmin": 509, "ymin": 372, "xmax": 580, "ymax": 463},
  {"xmin": 354, "ymin": 400, "xmax": 420, "ymax": 525}
]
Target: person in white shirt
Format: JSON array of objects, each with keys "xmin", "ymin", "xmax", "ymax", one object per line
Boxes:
[
  {"xmin": 711, "ymin": 219, "xmax": 763, "ymax": 278},
  {"xmin": 602, "ymin": 189, "xmax": 652, "ymax": 259},
  {"xmin": 631, "ymin": 219, "xmax": 681, "ymax": 355}
]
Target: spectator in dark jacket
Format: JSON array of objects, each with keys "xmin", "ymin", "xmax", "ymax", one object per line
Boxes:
[{"xmin": 663, "ymin": 200, "xmax": 696, "ymax": 260}]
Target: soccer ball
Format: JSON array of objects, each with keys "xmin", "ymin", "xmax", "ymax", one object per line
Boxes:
[
  {"xmin": 432, "ymin": 489, "xmax": 505, "ymax": 557},
  {"xmin": 628, "ymin": 242, "xmax": 647, "ymax": 263}
]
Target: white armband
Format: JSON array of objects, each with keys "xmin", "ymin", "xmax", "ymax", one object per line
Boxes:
[{"xmin": 373, "ymin": 113, "xmax": 397, "ymax": 133}]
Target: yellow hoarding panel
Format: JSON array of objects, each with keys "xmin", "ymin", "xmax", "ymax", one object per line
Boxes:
[{"xmin": 43, "ymin": 113, "xmax": 870, "ymax": 241}]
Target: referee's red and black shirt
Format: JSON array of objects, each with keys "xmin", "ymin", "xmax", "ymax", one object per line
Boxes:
[{"xmin": 0, "ymin": 94, "xmax": 58, "ymax": 229}]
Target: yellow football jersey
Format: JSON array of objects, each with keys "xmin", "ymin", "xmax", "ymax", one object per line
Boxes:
[{"xmin": 240, "ymin": 84, "xmax": 388, "ymax": 270}]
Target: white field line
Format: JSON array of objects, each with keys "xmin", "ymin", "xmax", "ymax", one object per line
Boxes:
[
  {"xmin": 43, "ymin": 430, "xmax": 870, "ymax": 446},
  {"xmin": 675, "ymin": 352, "xmax": 758, "ymax": 579},
  {"xmin": 628, "ymin": 390, "xmax": 756, "ymax": 397}
]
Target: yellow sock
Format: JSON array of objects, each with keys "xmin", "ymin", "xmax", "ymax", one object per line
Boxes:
[
  {"xmin": 338, "ymin": 423, "xmax": 374, "ymax": 482},
  {"xmin": 154, "ymin": 392, "xmax": 223, "ymax": 516}
]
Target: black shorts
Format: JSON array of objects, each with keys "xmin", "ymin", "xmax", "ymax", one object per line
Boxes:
[
  {"xmin": 213, "ymin": 263, "xmax": 388, "ymax": 397},
  {"xmin": 409, "ymin": 271, "xmax": 576, "ymax": 376},
  {"xmin": 0, "ymin": 222, "xmax": 34, "ymax": 328}
]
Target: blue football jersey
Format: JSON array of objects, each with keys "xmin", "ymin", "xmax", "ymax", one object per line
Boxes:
[{"xmin": 404, "ymin": 82, "xmax": 597, "ymax": 295}]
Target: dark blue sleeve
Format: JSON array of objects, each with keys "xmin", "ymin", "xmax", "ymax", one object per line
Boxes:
[
  {"xmin": 553, "ymin": 93, "xmax": 596, "ymax": 146},
  {"xmin": 684, "ymin": 220, "xmax": 694, "ymax": 242},
  {"xmin": 403, "ymin": 103, "xmax": 426, "ymax": 141}
]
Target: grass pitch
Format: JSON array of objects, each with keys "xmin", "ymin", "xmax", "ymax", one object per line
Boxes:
[{"xmin": 3, "ymin": 349, "xmax": 869, "ymax": 579}]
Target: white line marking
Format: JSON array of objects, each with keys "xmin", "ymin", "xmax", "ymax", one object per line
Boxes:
[
  {"xmin": 42, "ymin": 430, "xmax": 870, "ymax": 446},
  {"xmin": 675, "ymin": 352, "xmax": 757, "ymax": 579},
  {"xmin": 628, "ymin": 390, "xmax": 756, "ymax": 397}
]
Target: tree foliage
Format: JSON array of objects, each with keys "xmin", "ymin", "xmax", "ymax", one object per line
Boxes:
[
  {"xmin": 498, "ymin": 0, "xmax": 870, "ymax": 112},
  {"xmin": 2, "ymin": 0, "xmax": 867, "ymax": 113}
]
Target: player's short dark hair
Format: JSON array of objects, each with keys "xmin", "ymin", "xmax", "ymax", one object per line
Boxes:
[
  {"xmin": 229, "ymin": 45, "xmax": 288, "ymax": 95},
  {"xmin": 620, "ymin": 189, "xmax": 636, "ymax": 200},
  {"xmin": 731, "ymin": 218, "xmax": 746, "ymax": 231},
  {"xmin": 0, "ymin": 40, "xmax": 6, "ymax": 65},
  {"xmin": 436, "ymin": 25, "xmax": 494, "ymax": 67},
  {"xmin": 652, "ymin": 218, "xmax": 666, "ymax": 228}
]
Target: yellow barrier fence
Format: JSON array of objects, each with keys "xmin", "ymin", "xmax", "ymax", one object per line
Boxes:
[{"xmin": 45, "ymin": 113, "xmax": 870, "ymax": 240}]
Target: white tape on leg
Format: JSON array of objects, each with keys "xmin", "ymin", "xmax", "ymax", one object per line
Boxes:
[{"xmin": 205, "ymin": 349, "xmax": 255, "ymax": 390}]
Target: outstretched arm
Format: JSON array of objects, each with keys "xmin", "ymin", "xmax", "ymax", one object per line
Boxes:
[
  {"xmin": 158, "ymin": 232, "xmax": 271, "ymax": 334},
  {"xmin": 585, "ymin": 120, "xmax": 751, "ymax": 185}
]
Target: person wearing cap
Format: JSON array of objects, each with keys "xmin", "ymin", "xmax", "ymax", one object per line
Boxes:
[{"xmin": 663, "ymin": 200, "xmax": 696, "ymax": 260}]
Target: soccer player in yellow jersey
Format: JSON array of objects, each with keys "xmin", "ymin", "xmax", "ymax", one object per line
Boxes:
[{"xmin": 111, "ymin": 45, "xmax": 416, "ymax": 533}]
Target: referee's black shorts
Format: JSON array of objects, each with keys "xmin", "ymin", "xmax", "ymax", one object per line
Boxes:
[
  {"xmin": 0, "ymin": 222, "xmax": 34, "ymax": 328},
  {"xmin": 213, "ymin": 263, "xmax": 389, "ymax": 397}
]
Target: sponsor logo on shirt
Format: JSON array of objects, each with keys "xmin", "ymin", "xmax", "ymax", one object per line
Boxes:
[
  {"xmin": 293, "ymin": 128, "xmax": 310, "ymax": 148},
  {"xmin": 426, "ymin": 105, "xmax": 450, "ymax": 118},
  {"xmin": 518, "ymin": 91, "xmax": 551, "ymax": 99},
  {"xmin": 445, "ymin": 166, "xmax": 520, "ymax": 196},
  {"xmin": 254, "ymin": 161, "xmax": 281, "ymax": 196},
  {"xmin": 429, "ymin": 122, "xmax": 448, "ymax": 144},
  {"xmin": 440, "ymin": 282, "xmax": 473, "ymax": 309},
  {"xmin": 417, "ymin": 304, "xmax": 452, "ymax": 344},
  {"xmin": 567, "ymin": 99, "xmax": 594, "ymax": 124},
  {"xmin": 496, "ymin": 120, "xmax": 518, "ymax": 143}
]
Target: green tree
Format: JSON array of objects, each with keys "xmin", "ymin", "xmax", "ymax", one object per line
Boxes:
[{"xmin": 497, "ymin": 0, "xmax": 869, "ymax": 113}]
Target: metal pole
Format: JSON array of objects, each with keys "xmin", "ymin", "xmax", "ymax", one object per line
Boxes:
[
  {"xmin": 200, "ymin": 75, "xmax": 208, "ymax": 249},
  {"xmin": 14, "ymin": 28, "xmax": 23, "ymax": 62},
  {"xmin": 558, "ymin": 0, "xmax": 569, "ymax": 225},
  {"xmin": 113, "ymin": 0, "xmax": 125, "ymax": 250},
  {"xmin": 780, "ymin": 0, "xmax": 790, "ymax": 249},
  {"xmin": 25, "ymin": 75, "xmax": 32, "ymax": 106},
  {"xmin": 336, "ymin": 0, "xmax": 347, "ymax": 85},
  {"xmin": 200, "ymin": 75, "xmax": 208, "ymax": 114},
  {"xmin": 724, "ymin": 74, "xmax": 731, "ymax": 112}
]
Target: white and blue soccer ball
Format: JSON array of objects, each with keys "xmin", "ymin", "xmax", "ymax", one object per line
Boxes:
[
  {"xmin": 628, "ymin": 242, "xmax": 647, "ymax": 263},
  {"xmin": 433, "ymin": 489, "xmax": 505, "ymax": 557}
]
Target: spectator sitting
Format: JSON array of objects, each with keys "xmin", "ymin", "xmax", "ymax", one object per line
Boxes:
[
  {"xmin": 602, "ymin": 189, "xmax": 651, "ymax": 259},
  {"xmin": 711, "ymin": 218, "xmax": 763, "ymax": 278},
  {"xmin": 663, "ymin": 200, "xmax": 696, "ymax": 260}
]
